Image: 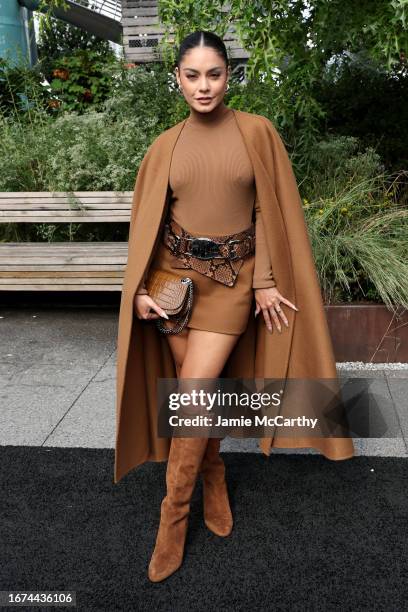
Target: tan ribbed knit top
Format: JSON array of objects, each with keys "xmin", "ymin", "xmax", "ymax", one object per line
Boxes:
[{"xmin": 136, "ymin": 103, "xmax": 276, "ymax": 294}]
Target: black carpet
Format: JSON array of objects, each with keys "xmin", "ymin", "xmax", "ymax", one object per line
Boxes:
[{"xmin": 1, "ymin": 447, "xmax": 407, "ymax": 612}]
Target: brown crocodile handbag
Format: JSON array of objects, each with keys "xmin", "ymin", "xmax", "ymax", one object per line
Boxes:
[{"xmin": 145, "ymin": 269, "xmax": 194, "ymax": 335}]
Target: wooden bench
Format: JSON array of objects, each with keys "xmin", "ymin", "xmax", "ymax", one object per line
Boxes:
[{"xmin": 0, "ymin": 191, "xmax": 133, "ymax": 291}]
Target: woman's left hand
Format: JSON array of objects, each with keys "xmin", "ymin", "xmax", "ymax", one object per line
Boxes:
[{"xmin": 254, "ymin": 287, "xmax": 299, "ymax": 333}]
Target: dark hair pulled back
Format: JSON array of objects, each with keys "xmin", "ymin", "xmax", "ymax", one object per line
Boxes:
[{"xmin": 175, "ymin": 31, "xmax": 230, "ymax": 70}]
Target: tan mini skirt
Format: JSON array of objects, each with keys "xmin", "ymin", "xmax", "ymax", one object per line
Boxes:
[{"xmin": 148, "ymin": 235, "xmax": 256, "ymax": 336}]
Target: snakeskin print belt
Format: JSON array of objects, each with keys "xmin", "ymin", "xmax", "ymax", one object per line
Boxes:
[{"xmin": 162, "ymin": 217, "xmax": 255, "ymax": 287}]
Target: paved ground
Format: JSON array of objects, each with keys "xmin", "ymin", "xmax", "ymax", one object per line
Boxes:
[{"xmin": 1, "ymin": 308, "xmax": 407, "ymax": 457}]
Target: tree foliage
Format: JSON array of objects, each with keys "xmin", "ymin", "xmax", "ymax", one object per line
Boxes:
[
  {"xmin": 35, "ymin": 0, "xmax": 114, "ymax": 82},
  {"xmin": 158, "ymin": 0, "xmax": 408, "ymax": 161}
]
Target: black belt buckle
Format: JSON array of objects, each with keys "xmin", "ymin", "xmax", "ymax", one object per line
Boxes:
[{"xmin": 189, "ymin": 237, "xmax": 221, "ymax": 260}]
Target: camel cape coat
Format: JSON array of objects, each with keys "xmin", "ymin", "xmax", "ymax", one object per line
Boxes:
[{"xmin": 114, "ymin": 109, "xmax": 354, "ymax": 484}]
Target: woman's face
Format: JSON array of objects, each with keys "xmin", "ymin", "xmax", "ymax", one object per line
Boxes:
[{"xmin": 175, "ymin": 46, "xmax": 230, "ymax": 113}]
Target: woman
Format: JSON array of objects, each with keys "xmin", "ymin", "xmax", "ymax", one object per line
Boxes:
[{"xmin": 114, "ymin": 31, "xmax": 354, "ymax": 583}]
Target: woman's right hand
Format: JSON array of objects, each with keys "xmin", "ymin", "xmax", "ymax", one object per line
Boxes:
[{"xmin": 133, "ymin": 294, "xmax": 169, "ymax": 321}]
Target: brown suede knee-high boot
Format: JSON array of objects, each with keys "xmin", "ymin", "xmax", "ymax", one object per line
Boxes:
[
  {"xmin": 200, "ymin": 438, "xmax": 233, "ymax": 537},
  {"xmin": 148, "ymin": 436, "xmax": 210, "ymax": 582}
]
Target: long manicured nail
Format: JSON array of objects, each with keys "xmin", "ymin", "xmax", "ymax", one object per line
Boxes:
[{"xmin": 162, "ymin": 312, "xmax": 169, "ymax": 319}]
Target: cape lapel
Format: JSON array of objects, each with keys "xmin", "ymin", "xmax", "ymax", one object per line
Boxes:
[
  {"xmin": 232, "ymin": 110, "xmax": 295, "ymax": 382},
  {"xmin": 123, "ymin": 117, "xmax": 188, "ymax": 303}
]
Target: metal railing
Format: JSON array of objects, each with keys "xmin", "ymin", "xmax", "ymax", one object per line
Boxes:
[
  {"xmin": 18, "ymin": 0, "xmax": 123, "ymax": 42},
  {"xmin": 73, "ymin": 0, "xmax": 122, "ymax": 21}
]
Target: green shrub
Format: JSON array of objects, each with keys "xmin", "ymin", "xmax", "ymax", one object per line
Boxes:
[
  {"xmin": 0, "ymin": 57, "xmax": 49, "ymax": 117},
  {"xmin": 48, "ymin": 49, "xmax": 117, "ymax": 114},
  {"xmin": 300, "ymin": 136, "xmax": 408, "ymax": 309}
]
